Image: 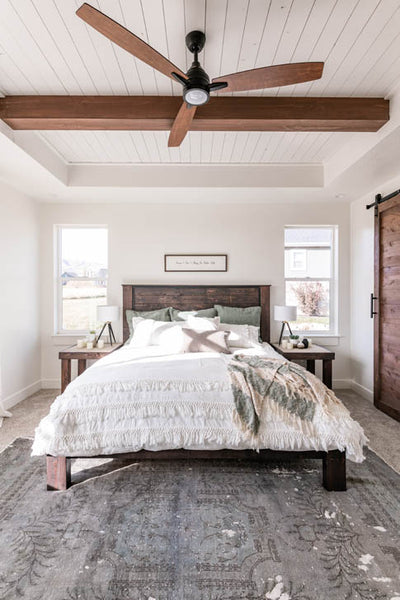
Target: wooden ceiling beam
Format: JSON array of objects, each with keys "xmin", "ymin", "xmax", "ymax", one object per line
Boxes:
[{"xmin": 0, "ymin": 95, "xmax": 389, "ymax": 132}]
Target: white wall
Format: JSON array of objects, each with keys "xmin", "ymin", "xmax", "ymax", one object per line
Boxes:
[
  {"xmin": 350, "ymin": 174, "xmax": 400, "ymax": 400},
  {"xmin": 0, "ymin": 181, "xmax": 41, "ymax": 408},
  {"xmin": 39, "ymin": 200, "xmax": 351, "ymax": 387}
]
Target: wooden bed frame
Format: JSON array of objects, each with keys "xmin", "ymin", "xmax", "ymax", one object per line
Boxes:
[{"xmin": 46, "ymin": 284, "xmax": 346, "ymax": 492}]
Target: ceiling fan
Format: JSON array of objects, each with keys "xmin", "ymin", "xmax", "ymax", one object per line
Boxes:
[{"xmin": 76, "ymin": 3, "xmax": 324, "ymax": 147}]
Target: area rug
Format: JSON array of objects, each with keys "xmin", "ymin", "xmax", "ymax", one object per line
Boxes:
[{"xmin": 1, "ymin": 440, "xmax": 399, "ymax": 600}]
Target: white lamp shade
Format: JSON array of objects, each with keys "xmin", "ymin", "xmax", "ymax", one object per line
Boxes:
[
  {"xmin": 97, "ymin": 305, "xmax": 119, "ymax": 322},
  {"xmin": 274, "ymin": 305, "xmax": 297, "ymax": 322}
]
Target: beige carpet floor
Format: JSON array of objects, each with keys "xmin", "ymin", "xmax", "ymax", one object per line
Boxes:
[{"xmin": 1, "ymin": 387, "xmax": 400, "ymax": 473}]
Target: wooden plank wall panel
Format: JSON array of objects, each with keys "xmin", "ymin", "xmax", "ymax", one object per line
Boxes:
[{"xmin": 375, "ymin": 197, "xmax": 400, "ymax": 420}]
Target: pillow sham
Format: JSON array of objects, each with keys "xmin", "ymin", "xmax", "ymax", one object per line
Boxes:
[
  {"xmin": 129, "ymin": 315, "xmax": 219, "ymax": 348},
  {"xmin": 126, "ymin": 307, "xmax": 171, "ymax": 341},
  {"xmin": 169, "ymin": 307, "xmax": 217, "ymax": 321},
  {"xmin": 214, "ymin": 304, "xmax": 261, "ymax": 327},
  {"xmin": 129, "ymin": 318, "xmax": 175, "ymax": 348},
  {"xmin": 186, "ymin": 314, "xmax": 220, "ymax": 331},
  {"xmin": 220, "ymin": 323, "xmax": 260, "ymax": 348},
  {"xmin": 180, "ymin": 328, "xmax": 231, "ymax": 354}
]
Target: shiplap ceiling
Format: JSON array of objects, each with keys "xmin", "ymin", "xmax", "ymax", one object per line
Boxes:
[{"xmin": 1, "ymin": 0, "xmax": 400, "ymax": 165}]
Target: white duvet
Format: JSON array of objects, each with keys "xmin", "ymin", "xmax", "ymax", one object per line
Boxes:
[{"xmin": 32, "ymin": 343, "xmax": 366, "ymax": 462}]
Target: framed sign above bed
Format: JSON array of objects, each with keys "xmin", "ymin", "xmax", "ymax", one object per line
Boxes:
[{"xmin": 164, "ymin": 254, "xmax": 228, "ymax": 272}]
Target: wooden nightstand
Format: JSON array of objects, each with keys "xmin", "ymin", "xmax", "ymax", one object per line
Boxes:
[
  {"xmin": 59, "ymin": 343, "xmax": 123, "ymax": 393},
  {"xmin": 271, "ymin": 343, "xmax": 335, "ymax": 389}
]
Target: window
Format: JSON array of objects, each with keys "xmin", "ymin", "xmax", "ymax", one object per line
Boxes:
[
  {"xmin": 284, "ymin": 226, "xmax": 337, "ymax": 334},
  {"xmin": 55, "ymin": 226, "xmax": 108, "ymax": 334}
]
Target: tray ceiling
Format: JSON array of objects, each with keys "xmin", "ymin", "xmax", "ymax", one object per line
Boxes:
[{"xmin": 1, "ymin": 0, "xmax": 400, "ymax": 165}]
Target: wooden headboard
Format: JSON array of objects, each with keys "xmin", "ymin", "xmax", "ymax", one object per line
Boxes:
[{"xmin": 122, "ymin": 284, "xmax": 271, "ymax": 343}]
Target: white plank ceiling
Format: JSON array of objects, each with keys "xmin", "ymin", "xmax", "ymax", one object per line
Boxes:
[{"xmin": 1, "ymin": 0, "xmax": 400, "ymax": 164}]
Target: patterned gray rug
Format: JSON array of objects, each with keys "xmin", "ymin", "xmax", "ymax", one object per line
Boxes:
[{"xmin": 1, "ymin": 439, "xmax": 400, "ymax": 600}]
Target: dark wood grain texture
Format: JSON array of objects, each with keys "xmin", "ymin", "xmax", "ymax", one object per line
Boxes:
[
  {"xmin": 61, "ymin": 359, "xmax": 71, "ymax": 395},
  {"xmin": 168, "ymin": 102, "xmax": 197, "ymax": 146},
  {"xmin": 306, "ymin": 359, "xmax": 316, "ymax": 374},
  {"xmin": 0, "ymin": 96, "xmax": 389, "ymax": 132},
  {"xmin": 77, "ymin": 359, "xmax": 87, "ymax": 376},
  {"xmin": 46, "ymin": 449, "xmax": 346, "ymax": 492},
  {"xmin": 213, "ymin": 62, "xmax": 324, "ymax": 92},
  {"xmin": 323, "ymin": 450, "xmax": 346, "ymax": 491},
  {"xmin": 76, "ymin": 4, "xmax": 186, "ymax": 81},
  {"xmin": 59, "ymin": 343, "xmax": 123, "ymax": 393},
  {"xmin": 374, "ymin": 195, "xmax": 400, "ymax": 421},
  {"xmin": 46, "ymin": 456, "xmax": 71, "ymax": 491},
  {"xmin": 122, "ymin": 284, "xmax": 271, "ymax": 343}
]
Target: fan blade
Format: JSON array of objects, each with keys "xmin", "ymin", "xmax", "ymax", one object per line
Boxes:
[
  {"xmin": 76, "ymin": 3, "xmax": 187, "ymax": 81},
  {"xmin": 168, "ymin": 102, "xmax": 197, "ymax": 147},
  {"xmin": 212, "ymin": 62, "xmax": 324, "ymax": 93}
]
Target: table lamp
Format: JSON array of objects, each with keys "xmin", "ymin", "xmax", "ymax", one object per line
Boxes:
[
  {"xmin": 96, "ymin": 305, "xmax": 119, "ymax": 346},
  {"xmin": 274, "ymin": 305, "xmax": 297, "ymax": 345}
]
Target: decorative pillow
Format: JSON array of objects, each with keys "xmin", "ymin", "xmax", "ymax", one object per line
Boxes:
[
  {"xmin": 169, "ymin": 307, "xmax": 218, "ymax": 321},
  {"xmin": 214, "ymin": 304, "xmax": 261, "ymax": 327},
  {"xmin": 129, "ymin": 315, "xmax": 219, "ymax": 348},
  {"xmin": 186, "ymin": 315, "xmax": 220, "ymax": 331},
  {"xmin": 126, "ymin": 307, "xmax": 171, "ymax": 341},
  {"xmin": 180, "ymin": 328, "xmax": 231, "ymax": 354},
  {"xmin": 220, "ymin": 323, "xmax": 261, "ymax": 348},
  {"xmin": 129, "ymin": 318, "xmax": 176, "ymax": 347}
]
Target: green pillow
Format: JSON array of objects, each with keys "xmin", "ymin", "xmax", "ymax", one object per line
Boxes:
[
  {"xmin": 125, "ymin": 307, "xmax": 171, "ymax": 341},
  {"xmin": 214, "ymin": 304, "xmax": 261, "ymax": 327},
  {"xmin": 169, "ymin": 307, "xmax": 217, "ymax": 321}
]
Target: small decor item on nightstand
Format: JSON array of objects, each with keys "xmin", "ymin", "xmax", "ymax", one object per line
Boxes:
[
  {"xmin": 274, "ymin": 305, "xmax": 297, "ymax": 345},
  {"xmin": 289, "ymin": 334, "xmax": 300, "ymax": 347},
  {"xmin": 96, "ymin": 305, "xmax": 120, "ymax": 346},
  {"xmin": 302, "ymin": 338, "xmax": 309, "ymax": 349}
]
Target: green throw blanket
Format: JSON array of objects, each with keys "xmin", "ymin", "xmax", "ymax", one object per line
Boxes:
[{"xmin": 228, "ymin": 355, "xmax": 341, "ymax": 438}]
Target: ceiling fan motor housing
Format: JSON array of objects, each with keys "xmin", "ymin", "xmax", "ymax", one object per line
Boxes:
[
  {"xmin": 182, "ymin": 31, "xmax": 209, "ymax": 106},
  {"xmin": 184, "ymin": 61, "xmax": 210, "ymax": 106},
  {"xmin": 185, "ymin": 30, "xmax": 206, "ymax": 54}
]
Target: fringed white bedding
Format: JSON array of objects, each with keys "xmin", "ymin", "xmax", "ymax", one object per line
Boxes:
[{"xmin": 32, "ymin": 344, "xmax": 367, "ymax": 462}]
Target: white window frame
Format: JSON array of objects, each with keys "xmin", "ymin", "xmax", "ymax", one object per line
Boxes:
[
  {"xmin": 284, "ymin": 225, "xmax": 338, "ymax": 336},
  {"xmin": 54, "ymin": 224, "xmax": 108, "ymax": 335},
  {"xmin": 289, "ymin": 249, "xmax": 307, "ymax": 271}
]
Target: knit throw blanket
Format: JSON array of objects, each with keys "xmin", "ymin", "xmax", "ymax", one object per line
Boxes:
[{"xmin": 228, "ymin": 355, "xmax": 342, "ymax": 439}]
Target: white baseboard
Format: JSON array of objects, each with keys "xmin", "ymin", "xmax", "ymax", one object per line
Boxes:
[
  {"xmin": 2, "ymin": 380, "xmax": 42, "ymax": 410},
  {"xmin": 332, "ymin": 379, "xmax": 352, "ymax": 389},
  {"xmin": 41, "ymin": 378, "xmax": 61, "ymax": 389},
  {"xmin": 332, "ymin": 379, "xmax": 373, "ymax": 402},
  {"xmin": 350, "ymin": 380, "xmax": 373, "ymax": 402}
]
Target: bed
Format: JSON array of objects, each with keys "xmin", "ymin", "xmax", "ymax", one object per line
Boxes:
[{"xmin": 35, "ymin": 284, "xmax": 366, "ymax": 492}]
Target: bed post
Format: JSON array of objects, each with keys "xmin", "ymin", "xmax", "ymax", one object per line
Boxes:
[
  {"xmin": 322, "ymin": 450, "xmax": 346, "ymax": 491},
  {"xmin": 46, "ymin": 456, "xmax": 71, "ymax": 491}
]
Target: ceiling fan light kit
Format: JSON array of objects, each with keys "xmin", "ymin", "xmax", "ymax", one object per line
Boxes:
[{"xmin": 74, "ymin": 3, "xmax": 326, "ymax": 147}]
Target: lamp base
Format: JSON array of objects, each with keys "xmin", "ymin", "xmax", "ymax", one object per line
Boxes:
[
  {"xmin": 95, "ymin": 321, "xmax": 117, "ymax": 346},
  {"xmin": 278, "ymin": 321, "xmax": 293, "ymax": 345}
]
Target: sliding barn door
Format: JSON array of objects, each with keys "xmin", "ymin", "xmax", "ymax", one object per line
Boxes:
[{"xmin": 374, "ymin": 195, "xmax": 400, "ymax": 420}]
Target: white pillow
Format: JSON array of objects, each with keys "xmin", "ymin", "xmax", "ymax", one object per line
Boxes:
[
  {"xmin": 130, "ymin": 316, "xmax": 219, "ymax": 348},
  {"xmin": 186, "ymin": 315, "xmax": 220, "ymax": 331},
  {"xmin": 219, "ymin": 323, "xmax": 260, "ymax": 348},
  {"xmin": 129, "ymin": 318, "xmax": 175, "ymax": 347}
]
